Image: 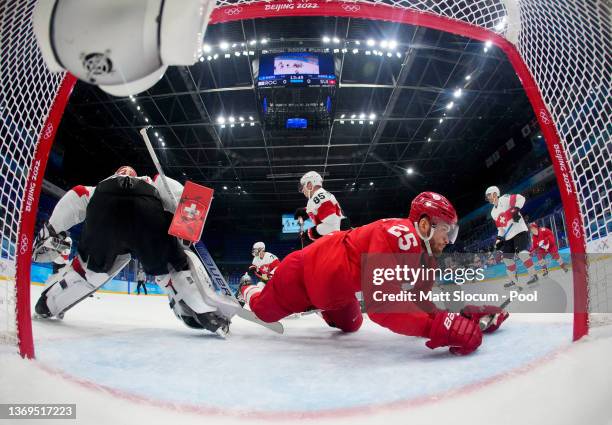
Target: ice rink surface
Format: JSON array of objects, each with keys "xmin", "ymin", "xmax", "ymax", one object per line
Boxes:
[{"xmin": 1, "ymin": 274, "xmax": 612, "ymax": 425}]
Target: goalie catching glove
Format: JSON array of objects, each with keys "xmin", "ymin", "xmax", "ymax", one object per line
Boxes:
[{"xmin": 32, "ymin": 222, "xmax": 70, "ymax": 263}]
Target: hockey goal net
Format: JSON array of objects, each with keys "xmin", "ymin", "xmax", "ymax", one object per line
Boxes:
[{"xmin": 0, "ymin": 0, "xmax": 610, "ymax": 358}]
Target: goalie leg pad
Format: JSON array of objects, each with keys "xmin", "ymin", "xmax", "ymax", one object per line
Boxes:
[{"xmin": 35, "ymin": 254, "xmax": 130, "ymax": 317}]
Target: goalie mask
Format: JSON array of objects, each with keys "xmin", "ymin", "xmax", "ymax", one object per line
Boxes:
[
  {"xmin": 252, "ymin": 242, "xmax": 265, "ymax": 257},
  {"xmin": 33, "ymin": 0, "xmax": 216, "ymax": 96}
]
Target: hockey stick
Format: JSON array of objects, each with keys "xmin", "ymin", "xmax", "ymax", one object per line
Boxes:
[{"xmin": 139, "ymin": 127, "xmax": 283, "ymax": 334}]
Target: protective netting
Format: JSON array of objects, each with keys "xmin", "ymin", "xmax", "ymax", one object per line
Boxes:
[
  {"xmin": 0, "ymin": 0, "xmax": 64, "ymax": 345},
  {"xmin": 0, "ymin": 0, "xmax": 610, "ymax": 350}
]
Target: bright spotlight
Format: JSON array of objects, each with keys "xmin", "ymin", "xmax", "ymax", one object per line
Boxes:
[
  {"xmin": 406, "ymin": 167, "xmax": 414, "ymax": 175},
  {"xmin": 453, "ymin": 88, "xmax": 463, "ymax": 98},
  {"xmin": 366, "ymin": 39, "xmax": 375, "ymax": 46},
  {"xmin": 203, "ymin": 44, "xmax": 212, "ymax": 53},
  {"xmin": 465, "ymin": 74, "xmax": 471, "ymax": 80},
  {"xmin": 446, "ymin": 101, "xmax": 454, "ymax": 110},
  {"xmin": 388, "ymin": 40, "xmax": 397, "ymax": 49},
  {"xmin": 380, "ymin": 40, "xmax": 388, "ymax": 48},
  {"xmin": 340, "ymin": 114, "xmax": 346, "ymax": 118},
  {"xmin": 332, "ymin": 37, "xmax": 340, "ymax": 44},
  {"xmin": 439, "ymin": 118, "xmax": 444, "ymax": 123},
  {"xmin": 369, "ymin": 113, "xmax": 376, "ymax": 120},
  {"xmin": 322, "ymin": 36, "xmax": 331, "ymax": 43},
  {"xmin": 261, "ymin": 38, "xmax": 268, "ymax": 44},
  {"xmin": 352, "ymin": 48, "xmax": 358, "ymax": 54},
  {"xmin": 485, "ymin": 40, "xmax": 493, "ymax": 48},
  {"xmin": 359, "ymin": 113, "xmax": 365, "ymax": 119},
  {"xmin": 219, "ymin": 41, "xmax": 229, "ymax": 50},
  {"xmin": 229, "ymin": 116, "xmax": 235, "ymax": 123}
]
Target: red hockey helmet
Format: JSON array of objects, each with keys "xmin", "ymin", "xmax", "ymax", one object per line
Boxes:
[
  {"xmin": 529, "ymin": 222, "xmax": 538, "ymax": 228},
  {"xmin": 115, "ymin": 165, "xmax": 137, "ymax": 177},
  {"xmin": 409, "ymin": 192, "xmax": 459, "ymax": 243}
]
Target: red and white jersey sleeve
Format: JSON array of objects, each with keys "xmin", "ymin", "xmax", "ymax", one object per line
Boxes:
[
  {"xmin": 490, "ymin": 193, "xmax": 527, "ymax": 240},
  {"xmin": 532, "ymin": 227, "xmax": 556, "ymax": 251},
  {"xmin": 306, "ymin": 188, "xmax": 343, "ymax": 236},
  {"xmin": 251, "ymin": 252, "xmax": 281, "ymax": 279},
  {"xmin": 49, "ymin": 185, "xmax": 94, "ymax": 233},
  {"xmin": 152, "ymin": 174, "xmax": 184, "ymax": 213}
]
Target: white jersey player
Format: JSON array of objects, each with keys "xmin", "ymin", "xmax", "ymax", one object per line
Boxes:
[
  {"xmin": 294, "ymin": 171, "xmax": 349, "ymax": 242},
  {"xmin": 33, "ymin": 166, "xmax": 237, "ymax": 335},
  {"xmin": 249, "ymin": 242, "xmax": 280, "ymax": 283},
  {"xmin": 486, "ymin": 186, "xmax": 538, "ymax": 288}
]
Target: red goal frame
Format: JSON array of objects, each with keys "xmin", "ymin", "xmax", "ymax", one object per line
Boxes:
[{"xmin": 15, "ymin": 0, "xmax": 589, "ymax": 359}]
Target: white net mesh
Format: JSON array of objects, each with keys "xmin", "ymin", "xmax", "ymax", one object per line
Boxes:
[
  {"xmin": 0, "ymin": 0, "xmax": 64, "ymax": 346},
  {"xmin": 0, "ymin": 0, "xmax": 609, "ymax": 350}
]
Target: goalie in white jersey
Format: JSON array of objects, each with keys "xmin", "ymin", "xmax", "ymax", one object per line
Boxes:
[
  {"xmin": 486, "ymin": 186, "xmax": 538, "ymax": 288},
  {"xmin": 294, "ymin": 171, "xmax": 349, "ymax": 242},
  {"xmin": 32, "ymin": 166, "xmax": 236, "ymax": 335}
]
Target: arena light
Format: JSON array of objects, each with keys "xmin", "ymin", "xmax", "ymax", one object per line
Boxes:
[
  {"xmin": 249, "ymin": 39, "xmax": 257, "ymax": 45},
  {"xmin": 234, "ymin": 51, "xmax": 241, "ymax": 56},
  {"xmin": 144, "ymin": 117, "xmax": 149, "ymax": 123},
  {"xmin": 387, "ymin": 52, "xmax": 392, "ymax": 57},
  {"xmin": 322, "ymin": 36, "xmax": 331, "ymax": 43},
  {"xmin": 365, "ymin": 51, "xmax": 371, "ymax": 55},
  {"xmin": 369, "ymin": 182, "xmax": 374, "ymax": 186},
  {"xmin": 136, "ymin": 105, "xmax": 141, "ymax": 111},
  {"xmin": 203, "ymin": 44, "xmax": 212, "ymax": 53},
  {"xmin": 439, "ymin": 118, "xmax": 444, "ymax": 123},
  {"xmin": 250, "ymin": 122, "xmax": 255, "ymax": 127},
  {"xmin": 340, "ymin": 114, "xmax": 346, "ymax": 118},
  {"xmin": 369, "ymin": 113, "xmax": 376, "ymax": 119},
  {"xmin": 359, "ymin": 120, "xmax": 364, "ymax": 125},
  {"xmin": 219, "ymin": 41, "xmax": 229, "ymax": 50},
  {"xmin": 380, "ymin": 40, "xmax": 388, "ymax": 48},
  {"xmin": 231, "ymin": 43, "xmax": 237, "ymax": 48},
  {"xmin": 213, "ymin": 54, "xmax": 219, "ymax": 59},
  {"xmin": 154, "ymin": 131, "xmax": 159, "ymax": 137},
  {"xmin": 261, "ymin": 38, "xmax": 268, "ymax": 44},
  {"xmin": 454, "ymin": 88, "xmax": 463, "ymax": 98},
  {"xmin": 224, "ymin": 53, "xmax": 230, "ymax": 59},
  {"xmin": 341, "ymin": 48, "xmax": 348, "ymax": 53},
  {"xmin": 228, "ymin": 116, "xmax": 235, "ymax": 123},
  {"xmin": 465, "ymin": 74, "xmax": 471, "ymax": 80},
  {"xmin": 199, "ymin": 56, "xmax": 204, "ymax": 62},
  {"xmin": 388, "ymin": 40, "xmax": 397, "ymax": 49},
  {"xmin": 366, "ymin": 39, "xmax": 375, "ymax": 46},
  {"xmin": 351, "ymin": 114, "xmax": 356, "ymax": 119},
  {"xmin": 332, "ymin": 37, "xmax": 340, "ymax": 44},
  {"xmin": 206, "ymin": 55, "xmax": 212, "ymax": 61},
  {"xmin": 396, "ymin": 52, "xmax": 402, "ymax": 58},
  {"xmin": 485, "ymin": 40, "xmax": 493, "ymax": 48},
  {"xmin": 161, "ymin": 141, "xmax": 165, "ymax": 147},
  {"xmin": 239, "ymin": 116, "xmax": 244, "ymax": 121},
  {"xmin": 427, "ymin": 137, "xmax": 432, "ymax": 142},
  {"xmin": 241, "ymin": 123, "xmax": 245, "ymax": 127},
  {"xmin": 446, "ymin": 101, "xmax": 454, "ymax": 110},
  {"xmin": 406, "ymin": 167, "xmax": 414, "ymax": 175},
  {"xmin": 248, "ymin": 116, "xmax": 254, "ymax": 120},
  {"xmin": 223, "ymin": 186, "xmax": 228, "ymax": 190},
  {"xmin": 352, "ymin": 48, "xmax": 358, "ymax": 54},
  {"xmin": 359, "ymin": 113, "xmax": 365, "ymax": 119},
  {"xmin": 369, "ymin": 121, "xmax": 374, "ymax": 125},
  {"xmin": 355, "ymin": 40, "xmax": 361, "ymax": 45},
  {"xmin": 333, "ymin": 48, "xmax": 340, "ymax": 53}
]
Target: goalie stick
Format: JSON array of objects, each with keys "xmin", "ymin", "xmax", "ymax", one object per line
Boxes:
[{"xmin": 139, "ymin": 127, "xmax": 283, "ymax": 334}]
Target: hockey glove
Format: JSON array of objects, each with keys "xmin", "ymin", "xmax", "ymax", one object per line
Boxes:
[
  {"xmin": 510, "ymin": 207, "xmax": 521, "ymax": 222},
  {"xmin": 32, "ymin": 223, "xmax": 69, "ymax": 263},
  {"xmin": 460, "ymin": 305, "xmax": 509, "ymax": 334},
  {"xmin": 307, "ymin": 226, "xmax": 322, "ymax": 241},
  {"xmin": 494, "ymin": 236, "xmax": 504, "ymax": 250},
  {"xmin": 294, "ymin": 207, "xmax": 309, "ymax": 221},
  {"xmin": 426, "ymin": 311, "xmax": 482, "ymax": 355}
]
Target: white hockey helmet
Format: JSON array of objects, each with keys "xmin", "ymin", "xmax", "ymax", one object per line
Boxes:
[
  {"xmin": 252, "ymin": 242, "xmax": 265, "ymax": 256},
  {"xmin": 299, "ymin": 171, "xmax": 323, "ymax": 192},
  {"xmin": 33, "ymin": 0, "xmax": 216, "ymax": 97},
  {"xmin": 485, "ymin": 186, "xmax": 500, "ymax": 200}
]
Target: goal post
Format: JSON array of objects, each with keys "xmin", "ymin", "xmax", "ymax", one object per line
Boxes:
[{"xmin": 0, "ymin": 0, "xmax": 609, "ymax": 358}]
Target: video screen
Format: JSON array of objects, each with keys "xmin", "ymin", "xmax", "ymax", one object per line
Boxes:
[{"xmin": 258, "ymin": 52, "xmax": 336, "ymax": 87}]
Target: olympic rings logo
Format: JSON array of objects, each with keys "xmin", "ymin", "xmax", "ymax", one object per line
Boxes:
[
  {"xmin": 224, "ymin": 7, "xmax": 243, "ymax": 16},
  {"xmin": 539, "ymin": 109, "xmax": 551, "ymax": 125},
  {"xmin": 571, "ymin": 218, "xmax": 582, "ymax": 239},
  {"xmin": 42, "ymin": 123, "xmax": 54, "ymax": 140},
  {"xmin": 19, "ymin": 234, "xmax": 29, "ymax": 256},
  {"xmin": 342, "ymin": 3, "xmax": 361, "ymax": 12}
]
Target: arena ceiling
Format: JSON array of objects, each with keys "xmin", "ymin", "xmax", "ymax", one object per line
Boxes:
[{"xmin": 53, "ymin": 16, "xmax": 537, "ymax": 230}]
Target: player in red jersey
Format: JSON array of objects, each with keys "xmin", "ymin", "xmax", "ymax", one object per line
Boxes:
[
  {"xmin": 242, "ymin": 192, "xmax": 508, "ymax": 355},
  {"xmin": 529, "ymin": 222, "xmax": 569, "ymax": 275}
]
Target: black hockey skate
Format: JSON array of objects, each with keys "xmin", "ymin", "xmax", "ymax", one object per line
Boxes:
[
  {"xmin": 526, "ymin": 274, "xmax": 539, "ymax": 285},
  {"xmin": 194, "ymin": 312, "xmax": 231, "ymax": 337},
  {"xmin": 542, "ymin": 265, "xmax": 549, "ymax": 277}
]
